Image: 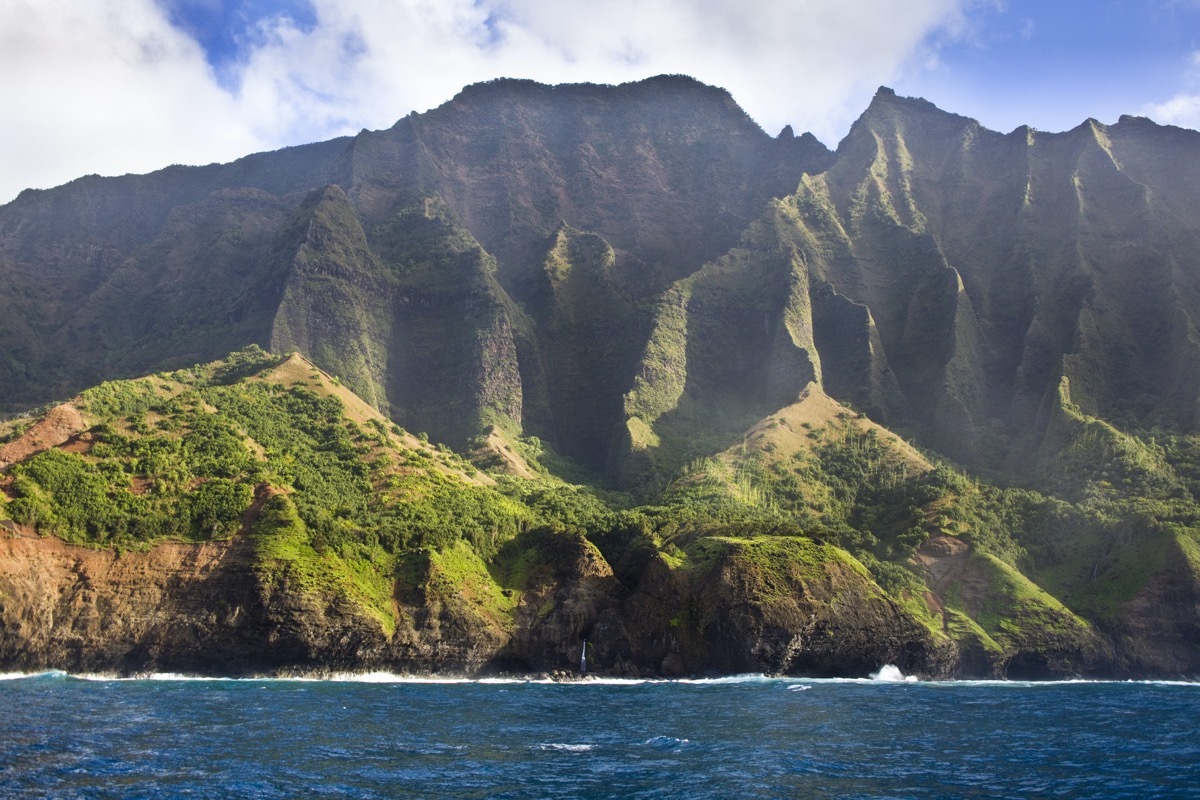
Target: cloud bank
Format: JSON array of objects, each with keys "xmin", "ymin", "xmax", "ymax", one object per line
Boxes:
[
  {"xmin": 1, "ymin": 0, "xmax": 980, "ymax": 203},
  {"xmin": 1143, "ymin": 50, "xmax": 1200, "ymax": 131}
]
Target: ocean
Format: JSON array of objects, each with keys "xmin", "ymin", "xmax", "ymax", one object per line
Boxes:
[{"xmin": 1, "ymin": 669, "xmax": 1196, "ymax": 799}]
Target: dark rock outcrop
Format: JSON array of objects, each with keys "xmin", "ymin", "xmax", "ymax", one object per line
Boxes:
[{"xmin": 0, "ymin": 528, "xmax": 1114, "ymax": 679}]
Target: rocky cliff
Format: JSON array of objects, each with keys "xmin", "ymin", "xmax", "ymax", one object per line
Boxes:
[
  {"xmin": 0, "ymin": 517, "xmax": 1106, "ymax": 679},
  {"xmin": 2, "ymin": 78, "xmax": 1200, "ymax": 678},
  {"xmin": 5, "ymin": 78, "xmax": 1200, "ymax": 485}
]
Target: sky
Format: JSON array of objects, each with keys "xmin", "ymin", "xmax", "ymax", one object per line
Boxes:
[{"xmin": 2, "ymin": 0, "xmax": 1200, "ymax": 204}]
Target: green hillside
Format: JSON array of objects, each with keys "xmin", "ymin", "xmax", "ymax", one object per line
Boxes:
[{"xmin": 3, "ymin": 348, "xmax": 1197, "ymax": 676}]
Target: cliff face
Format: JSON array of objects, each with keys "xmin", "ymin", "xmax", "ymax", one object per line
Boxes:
[
  {"xmin": 0, "ymin": 76, "xmax": 831, "ymax": 466},
  {"xmin": 0, "ymin": 526, "xmax": 1116, "ymax": 678},
  {"xmin": 0, "ymin": 348, "xmax": 1128, "ymax": 679},
  {"xmin": 6, "ymin": 78, "xmax": 1199, "ymax": 484},
  {"xmin": 616, "ymin": 88, "xmax": 1200, "ymax": 481},
  {"xmin": 2, "ymin": 79, "xmax": 1200, "ymax": 679},
  {"xmin": 0, "ymin": 531, "xmax": 270, "ymax": 674},
  {"xmin": 788, "ymin": 91, "xmax": 1200, "ymax": 465}
]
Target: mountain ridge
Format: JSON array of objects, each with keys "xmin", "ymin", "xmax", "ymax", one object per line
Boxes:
[{"xmin": 2, "ymin": 77, "xmax": 1200, "ymax": 677}]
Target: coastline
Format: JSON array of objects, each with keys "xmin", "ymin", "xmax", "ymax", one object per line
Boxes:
[{"xmin": 3, "ymin": 667, "xmax": 1197, "ymax": 686}]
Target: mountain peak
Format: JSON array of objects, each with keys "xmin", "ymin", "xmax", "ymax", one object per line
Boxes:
[
  {"xmin": 833, "ymin": 86, "xmax": 979, "ymax": 157},
  {"xmin": 448, "ymin": 74, "xmax": 728, "ymax": 107},
  {"xmin": 625, "ymin": 73, "xmax": 717, "ymax": 92},
  {"xmin": 862, "ymin": 86, "xmax": 953, "ymax": 119},
  {"xmin": 1116, "ymin": 113, "xmax": 1160, "ymax": 129},
  {"xmin": 450, "ymin": 77, "xmax": 549, "ymax": 103}
]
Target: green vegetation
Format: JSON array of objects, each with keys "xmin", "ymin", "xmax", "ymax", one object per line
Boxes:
[
  {"xmin": 4, "ymin": 344, "xmax": 1200, "ymax": 676},
  {"xmin": 0, "ymin": 349, "xmax": 537, "ymax": 633},
  {"xmin": 956, "ymin": 552, "xmax": 1093, "ymax": 645},
  {"xmin": 78, "ymin": 377, "xmax": 163, "ymax": 420},
  {"xmin": 681, "ymin": 534, "xmax": 871, "ymax": 594},
  {"xmin": 654, "ymin": 420, "xmax": 936, "ymax": 591}
]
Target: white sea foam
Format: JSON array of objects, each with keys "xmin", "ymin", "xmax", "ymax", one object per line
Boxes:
[
  {"xmin": 871, "ymin": 665, "xmax": 918, "ymax": 683},
  {"xmin": 916, "ymin": 678, "xmax": 1200, "ymax": 688},
  {"xmin": 676, "ymin": 673, "xmax": 771, "ymax": 685},
  {"xmin": 1, "ymin": 668, "xmax": 1191, "ymax": 687},
  {"xmin": 534, "ymin": 743, "xmax": 596, "ymax": 752},
  {"xmin": 60, "ymin": 671, "xmax": 617, "ymax": 685},
  {"xmin": 259, "ymin": 672, "xmax": 522, "ymax": 684},
  {"xmin": 283, "ymin": 671, "xmax": 647, "ymax": 685},
  {"xmin": 68, "ymin": 672, "xmax": 232, "ymax": 682},
  {"xmin": 286, "ymin": 673, "xmax": 635, "ymax": 685},
  {"xmin": 319, "ymin": 672, "xmax": 473, "ymax": 684},
  {"xmin": 644, "ymin": 736, "xmax": 691, "ymax": 750}
]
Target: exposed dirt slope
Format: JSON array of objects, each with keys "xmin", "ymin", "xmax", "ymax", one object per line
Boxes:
[{"xmin": 0, "ymin": 404, "xmax": 85, "ymax": 470}]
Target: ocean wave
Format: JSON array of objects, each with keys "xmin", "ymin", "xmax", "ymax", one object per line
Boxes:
[
  {"xmin": 307, "ymin": 672, "xmax": 475, "ymax": 684},
  {"xmin": 644, "ymin": 736, "xmax": 691, "ymax": 750},
  {"xmin": 872, "ymin": 664, "xmax": 919, "ymax": 683},
  {"xmin": 72, "ymin": 672, "xmax": 236, "ymax": 682},
  {"xmin": 0, "ymin": 669, "xmax": 1193, "ymax": 687},
  {"xmin": 674, "ymin": 673, "xmax": 772, "ymax": 685},
  {"xmin": 0, "ymin": 669, "xmax": 67, "ymax": 681},
  {"xmin": 915, "ymin": 678, "xmax": 1200, "ymax": 689},
  {"xmin": 793, "ymin": 676, "xmax": 1200, "ymax": 688},
  {"xmin": 533, "ymin": 743, "xmax": 597, "ymax": 752}
]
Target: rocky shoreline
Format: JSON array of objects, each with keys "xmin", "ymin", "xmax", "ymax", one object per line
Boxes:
[{"xmin": 3, "ymin": 529, "xmax": 1192, "ymax": 682}]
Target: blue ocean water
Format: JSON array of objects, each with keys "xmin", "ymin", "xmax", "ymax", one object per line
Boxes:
[{"xmin": 0, "ymin": 671, "xmax": 1197, "ymax": 799}]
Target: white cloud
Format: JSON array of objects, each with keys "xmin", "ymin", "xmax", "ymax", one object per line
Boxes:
[
  {"xmin": 1, "ymin": 0, "xmax": 979, "ymax": 203},
  {"xmin": 1145, "ymin": 93, "xmax": 1200, "ymax": 129},
  {"xmin": 0, "ymin": 0, "xmax": 266, "ymax": 202},
  {"xmin": 1142, "ymin": 49, "xmax": 1200, "ymax": 130}
]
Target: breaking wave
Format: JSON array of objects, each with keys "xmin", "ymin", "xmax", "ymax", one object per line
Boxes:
[
  {"xmin": 871, "ymin": 665, "xmax": 919, "ymax": 683},
  {"xmin": 0, "ymin": 669, "xmax": 67, "ymax": 681},
  {"xmin": 0, "ymin": 669, "xmax": 1194, "ymax": 687},
  {"xmin": 534, "ymin": 743, "xmax": 597, "ymax": 752}
]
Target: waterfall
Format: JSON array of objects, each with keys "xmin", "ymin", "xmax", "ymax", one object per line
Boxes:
[{"xmin": 580, "ymin": 640, "xmax": 587, "ymax": 674}]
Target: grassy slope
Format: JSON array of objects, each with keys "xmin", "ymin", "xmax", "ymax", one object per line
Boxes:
[
  {"xmin": 0, "ymin": 348, "xmax": 534, "ymax": 637},
  {"xmin": 3, "ymin": 346, "xmax": 1199, "ymax": 676}
]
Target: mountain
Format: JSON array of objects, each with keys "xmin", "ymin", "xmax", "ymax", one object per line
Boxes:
[
  {"xmin": 0, "ymin": 76, "xmax": 826, "ymax": 465},
  {"xmin": 1, "ymin": 77, "xmax": 1199, "ymax": 678}
]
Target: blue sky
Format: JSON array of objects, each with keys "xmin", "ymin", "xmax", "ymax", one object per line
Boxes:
[
  {"xmin": 894, "ymin": 0, "xmax": 1200, "ymax": 134},
  {"xmin": 158, "ymin": 0, "xmax": 318, "ymax": 87},
  {"xmin": 2, "ymin": 0, "xmax": 1199, "ymax": 203}
]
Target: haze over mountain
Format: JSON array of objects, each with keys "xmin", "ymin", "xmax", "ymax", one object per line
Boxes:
[{"xmin": 1, "ymin": 77, "xmax": 1199, "ymax": 679}]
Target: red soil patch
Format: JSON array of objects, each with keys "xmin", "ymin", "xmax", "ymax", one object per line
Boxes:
[
  {"xmin": 0, "ymin": 404, "xmax": 87, "ymax": 469},
  {"xmin": 59, "ymin": 431, "xmax": 95, "ymax": 455}
]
